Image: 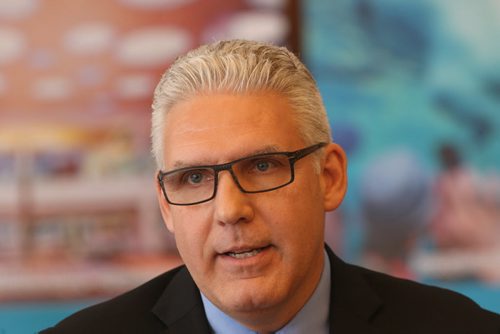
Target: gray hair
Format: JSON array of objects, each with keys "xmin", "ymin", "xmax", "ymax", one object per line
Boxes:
[{"xmin": 151, "ymin": 39, "xmax": 331, "ymax": 169}]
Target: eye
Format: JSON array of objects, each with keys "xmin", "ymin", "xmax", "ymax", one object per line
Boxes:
[
  {"xmin": 255, "ymin": 160, "xmax": 271, "ymax": 172},
  {"xmin": 235, "ymin": 154, "xmax": 287, "ymax": 176},
  {"xmin": 187, "ymin": 172, "xmax": 203, "ymax": 184},
  {"xmin": 249, "ymin": 158, "xmax": 283, "ymax": 174},
  {"xmin": 180, "ymin": 169, "xmax": 212, "ymax": 185}
]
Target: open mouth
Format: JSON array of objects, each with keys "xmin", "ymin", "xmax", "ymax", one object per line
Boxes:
[{"xmin": 224, "ymin": 246, "xmax": 270, "ymax": 259}]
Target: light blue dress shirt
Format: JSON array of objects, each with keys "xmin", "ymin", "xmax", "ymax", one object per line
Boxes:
[{"xmin": 201, "ymin": 250, "xmax": 331, "ymax": 334}]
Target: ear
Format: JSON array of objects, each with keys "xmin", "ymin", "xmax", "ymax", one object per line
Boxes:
[
  {"xmin": 155, "ymin": 173, "xmax": 175, "ymax": 233},
  {"xmin": 321, "ymin": 143, "xmax": 348, "ymax": 211}
]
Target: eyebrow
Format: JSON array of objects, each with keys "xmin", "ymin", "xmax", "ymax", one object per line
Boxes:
[{"xmin": 169, "ymin": 145, "xmax": 283, "ymax": 170}]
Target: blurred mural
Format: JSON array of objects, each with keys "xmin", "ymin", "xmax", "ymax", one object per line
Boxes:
[
  {"xmin": 305, "ymin": 0, "xmax": 500, "ymax": 311},
  {"xmin": 0, "ymin": 0, "xmax": 292, "ymax": 308}
]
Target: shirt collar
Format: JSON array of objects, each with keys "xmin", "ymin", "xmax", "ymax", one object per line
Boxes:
[{"xmin": 201, "ymin": 249, "xmax": 331, "ymax": 334}]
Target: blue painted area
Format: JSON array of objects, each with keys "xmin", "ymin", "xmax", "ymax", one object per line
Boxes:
[
  {"xmin": 302, "ymin": 0, "xmax": 500, "ymax": 316},
  {"xmin": 0, "ymin": 300, "xmax": 100, "ymax": 334}
]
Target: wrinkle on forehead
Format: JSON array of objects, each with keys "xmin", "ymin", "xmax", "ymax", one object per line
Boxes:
[
  {"xmin": 167, "ymin": 104, "xmax": 278, "ymax": 135},
  {"xmin": 169, "ymin": 119, "xmax": 260, "ymax": 140}
]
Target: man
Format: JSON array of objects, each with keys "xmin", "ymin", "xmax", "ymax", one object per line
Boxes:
[{"xmin": 42, "ymin": 40, "xmax": 499, "ymax": 333}]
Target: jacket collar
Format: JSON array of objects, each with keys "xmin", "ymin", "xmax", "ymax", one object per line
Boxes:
[
  {"xmin": 152, "ymin": 266, "xmax": 211, "ymax": 334},
  {"xmin": 326, "ymin": 246, "xmax": 383, "ymax": 333}
]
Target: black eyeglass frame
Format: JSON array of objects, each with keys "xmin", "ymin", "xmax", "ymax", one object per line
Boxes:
[{"xmin": 157, "ymin": 142, "xmax": 328, "ymax": 206}]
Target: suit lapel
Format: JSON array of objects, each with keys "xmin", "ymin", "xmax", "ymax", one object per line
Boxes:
[
  {"xmin": 326, "ymin": 246, "xmax": 383, "ymax": 334},
  {"xmin": 152, "ymin": 266, "xmax": 211, "ymax": 334}
]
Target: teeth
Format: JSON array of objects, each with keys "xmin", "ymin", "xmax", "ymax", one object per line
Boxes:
[{"xmin": 227, "ymin": 248, "xmax": 262, "ymax": 259}]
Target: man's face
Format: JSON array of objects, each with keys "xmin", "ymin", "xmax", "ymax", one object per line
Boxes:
[{"xmin": 156, "ymin": 91, "xmax": 346, "ymax": 327}]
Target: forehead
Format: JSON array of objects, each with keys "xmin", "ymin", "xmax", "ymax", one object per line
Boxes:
[{"xmin": 161, "ymin": 92, "xmax": 304, "ymax": 167}]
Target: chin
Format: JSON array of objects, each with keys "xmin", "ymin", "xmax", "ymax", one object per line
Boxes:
[{"xmin": 218, "ymin": 284, "xmax": 284, "ymax": 314}]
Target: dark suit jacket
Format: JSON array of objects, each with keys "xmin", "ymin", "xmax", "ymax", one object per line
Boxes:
[{"xmin": 41, "ymin": 246, "xmax": 500, "ymax": 333}]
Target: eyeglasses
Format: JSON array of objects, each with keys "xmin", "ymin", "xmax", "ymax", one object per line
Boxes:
[{"xmin": 157, "ymin": 142, "xmax": 327, "ymax": 206}]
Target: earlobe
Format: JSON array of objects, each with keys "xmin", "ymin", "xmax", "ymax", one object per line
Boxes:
[
  {"xmin": 155, "ymin": 175, "xmax": 175, "ymax": 233},
  {"xmin": 322, "ymin": 143, "xmax": 348, "ymax": 211}
]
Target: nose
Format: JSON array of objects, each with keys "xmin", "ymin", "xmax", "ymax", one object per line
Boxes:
[{"xmin": 213, "ymin": 170, "xmax": 254, "ymax": 225}]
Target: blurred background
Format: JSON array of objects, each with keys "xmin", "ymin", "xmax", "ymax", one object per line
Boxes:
[{"xmin": 0, "ymin": 0, "xmax": 499, "ymax": 332}]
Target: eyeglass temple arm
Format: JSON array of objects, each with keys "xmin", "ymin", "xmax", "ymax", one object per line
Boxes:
[{"xmin": 290, "ymin": 142, "xmax": 328, "ymax": 161}]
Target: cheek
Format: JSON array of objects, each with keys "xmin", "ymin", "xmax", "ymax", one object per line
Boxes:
[
  {"xmin": 170, "ymin": 209, "xmax": 212, "ymax": 258},
  {"xmin": 264, "ymin": 188, "xmax": 324, "ymax": 242},
  {"xmin": 278, "ymin": 183, "xmax": 325, "ymax": 240}
]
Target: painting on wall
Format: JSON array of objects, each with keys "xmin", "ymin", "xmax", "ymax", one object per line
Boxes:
[
  {"xmin": 0, "ymin": 0, "xmax": 296, "ymax": 302},
  {"xmin": 303, "ymin": 0, "xmax": 500, "ymax": 312}
]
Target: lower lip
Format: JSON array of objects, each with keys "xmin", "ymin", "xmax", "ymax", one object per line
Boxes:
[{"xmin": 218, "ymin": 245, "xmax": 273, "ymax": 270}]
